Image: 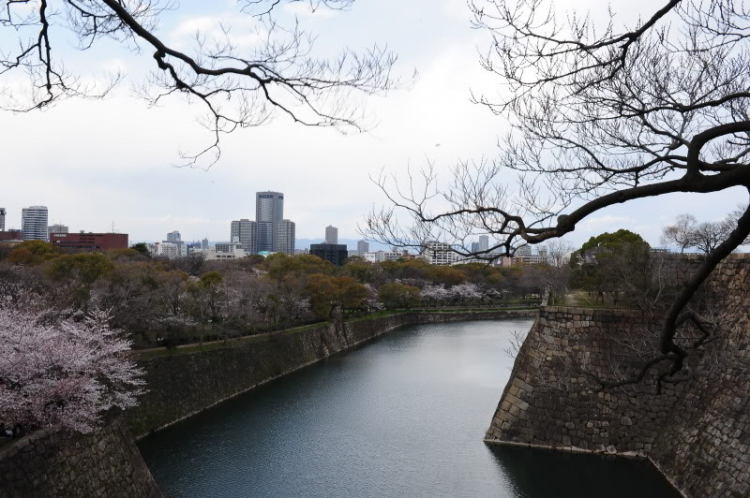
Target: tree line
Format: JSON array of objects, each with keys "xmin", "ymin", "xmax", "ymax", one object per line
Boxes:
[{"xmin": 0, "ymin": 241, "xmax": 551, "ymax": 348}]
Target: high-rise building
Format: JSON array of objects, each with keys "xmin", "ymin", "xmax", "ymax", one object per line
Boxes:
[
  {"xmin": 423, "ymin": 241, "xmax": 460, "ymax": 266},
  {"xmin": 515, "ymin": 245, "xmax": 532, "ymax": 257},
  {"xmin": 310, "ymin": 243, "xmax": 348, "ymax": 266},
  {"xmin": 231, "ymin": 219, "xmax": 257, "ymax": 253},
  {"xmin": 277, "ymin": 219, "xmax": 296, "ymax": 254},
  {"xmin": 22, "ymin": 206, "xmax": 49, "ymax": 241},
  {"xmin": 163, "ymin": 231, "xmax": 186, "ymax": 257},
  {"xmin": 470, "ymin": 241, "xmax": 480, "ymax": 253},
  {"xmin": 325, "ymin": 225, "xmax": 339, "ymax": 245},
  {"xmin": 48, "ymin": 224, "xmax": 69, "ymax": 237},
  {"xmin": 479, "ymin": 235, "xmax": 489, "ymax": 252},
  {"xmin": 256, "ymin": 191, "xmax": 284, "ymax": 252},
  {"xmin": 201, "ymin": 238, "xmax": 209, "ymax": 250},
  {"xmin": 0, "ymin": 208, "xmax": 5, "ymax": 232},
  {"xmin": 357, "ymin": 240, "xmax": 369, "ymax": 256}
]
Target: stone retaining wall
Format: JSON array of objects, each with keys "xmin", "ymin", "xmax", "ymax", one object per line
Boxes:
[
  {"xmin": 128, "ymin": 309, "xmax": 536, "ymax": 438},
  {"xmin": 486, "ymin": 254, "xmax": 750, "ymax": 498},
  {"xmin": 0, "ymin": 421, "xmax": 161, "ymax": 498}
]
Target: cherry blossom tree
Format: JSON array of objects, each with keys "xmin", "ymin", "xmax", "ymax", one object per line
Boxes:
[{"xmin": 0, "ymin": 305, "xmax": 144, "ymax": 436}]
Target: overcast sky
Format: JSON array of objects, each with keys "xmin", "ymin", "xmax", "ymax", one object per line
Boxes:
[{"xmin": 1, "ymin": 0, "xmax": 747, "ymax": 248}]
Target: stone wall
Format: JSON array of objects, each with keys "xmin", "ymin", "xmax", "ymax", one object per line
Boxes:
[
  {"xmin": 485, "ymin": 254, "xmax": 750, "ymax": 498},
  {"xmin": 128, "ymin": 309, "xmax": 535, "ymax": 438},
  {"xmin": 0, "ymin": 421, "xmax": 161, "ymax": 498},
  {"xmin": 0, "ymin": 309, "xmax": 534, "ymax": 497}
]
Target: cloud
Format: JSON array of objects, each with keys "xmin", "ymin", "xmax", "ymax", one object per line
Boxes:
[{"xmin": 170, "ymin": 14, "xmax": 263, "ymax": 51}]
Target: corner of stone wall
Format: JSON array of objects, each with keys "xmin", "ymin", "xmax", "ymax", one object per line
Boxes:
[
  {"xmin": 0, "ymin": 419, "xmax": 162, "ymax": 498},
  {"xmin": 486, "ymin": 255, "xmax": 750, "ymax": 498}
]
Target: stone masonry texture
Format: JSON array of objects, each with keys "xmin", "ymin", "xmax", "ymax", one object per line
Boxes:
[
  {"xmin": 486, "ymin": 254, "xmax": 750, "ymax": 498},
  {"xmin": 0, "ymin": 421, "xmax": 161, "ymax": 498}
]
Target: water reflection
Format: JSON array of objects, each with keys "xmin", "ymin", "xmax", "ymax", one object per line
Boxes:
[
  {"xmin": 489, "ymin": 445, "xmax": 680, "ymax": 498},
  {"xmin": 139, "ymin": 320, "xmax": 681, "ymax": 498}
]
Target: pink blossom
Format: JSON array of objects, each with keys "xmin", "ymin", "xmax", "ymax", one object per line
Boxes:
[{"xmin": 0, "ymin": 307, "xmax": 144, "ymax": 434}]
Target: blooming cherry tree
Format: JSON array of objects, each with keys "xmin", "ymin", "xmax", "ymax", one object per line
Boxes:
[{"xmin": 0, "ymin": 307, "xmax": 144, "ymax": 436}]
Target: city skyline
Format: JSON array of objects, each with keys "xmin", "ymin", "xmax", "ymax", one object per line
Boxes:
[{"xmin": 3, "ymin": 0, "xmax": 744, "ymax": 250}]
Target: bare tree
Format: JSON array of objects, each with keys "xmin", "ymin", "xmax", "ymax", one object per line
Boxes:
[
  {"xmin": 541, "ymin": 240, "xmax": 572, "ymax": 303},
  {"xmin": 366, "ymin": 0, "xmax": 750, "ymax": 381},
  {"xmin": 661, "ymin": 214, "xmax": 698, "ymax": 253},
  {"xmin": 662, "ymin": 210, "xmax": 749, "ymax": 254},
  {"xmin": 0, "ymin": 0, "xmax": 397, "ymax": 166}
]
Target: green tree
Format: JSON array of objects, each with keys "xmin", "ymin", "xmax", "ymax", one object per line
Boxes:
[
  {"xmin": 130, "ymin": 243, "xmax": 151, "ymax": 257},
  {"xmin": 47, "ymin": 253, "xmax": 115, "ymax": 309},
  {"xmin": 6, "ymin": 241, "xmax": 58, "ymax": 266},
  {"xmin": 305, "ymin": 274, "xmax": 369, "ymax": 320},
  {"xmin": 265, "ymin": 254, "xmax": 334, "ymax": 281},
  {"xmin": 570, "ymin": 230, "xmax": 650, "ymax": 306},
  {"xmin": 378, "ymin": 283, "xmax": 421, "ymax": 310}
]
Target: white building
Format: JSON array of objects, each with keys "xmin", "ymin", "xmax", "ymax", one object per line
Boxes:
[
  {"xmin": 161, "ymin": 231, "xmax": 187, "ymax": 257},
  {"xmin": 423, "ymin": 241, "xmax": 460, "ymax": 266},
  {"xmin": 152, "ymin": 241, "xmax": 180, "ymax": 259},
  {"xmin": 363, "ymin": 250, "xmax": 401, "ymax": 263},
  {"xmin": 22, "ymin": 206, "xmax": 49, "ymax": 241},
  {"xmin": 195, "ymin": 241, "xmax": 248, "ymax": 260}
]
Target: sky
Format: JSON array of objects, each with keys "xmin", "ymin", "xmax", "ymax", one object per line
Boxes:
[{"xmin": 0, "ymin": 0, "xmax": 747, "ymax": 249}]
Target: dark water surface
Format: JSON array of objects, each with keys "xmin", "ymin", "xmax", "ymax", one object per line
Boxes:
[{"xmin": 138, "ymin": 320, "xmax": 682, "ymax": 498}]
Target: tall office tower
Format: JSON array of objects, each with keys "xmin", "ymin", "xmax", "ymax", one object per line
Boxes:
[
  {"xmin": 231, "ymin": 219, "xmax": 257, "ymax": 253},
  {"xmin": 256, "ymin": 191, "xmax": 284, "ymax": 252},
  {"xmin": 48, "ymin": 223, "xmax": 69, "ymax": 236},
  {"xmin": 325, "ymin": 225, "xmax": 338, "ymax": 245},
  {"xmin": 357, "ymin": 239, "xmax": 369, "ymax": 257},
  {"xmin": 22, "ymin": 206, "xmax": 49, "ymax": 241},
  {"xmin": 479, "ymin": 235, "xmax": 489, "ymax": 252},
  {"xmin": 276, "ymin": 219, "xmax": 296, "ymax": 254},
  {"xmin": 470, "ymin": 241, "xmax": 480, "ymax": 253},
  {"xmin": 201, "ymin": 238, "xmax": 209, "ymax": 250},
  {"xmin": 167, "ymin": 231, "xmax": 182, "ymax": 243},
  {"xmin": 0, "ymin": 208, "xmax": 5, "ymax": 231}
]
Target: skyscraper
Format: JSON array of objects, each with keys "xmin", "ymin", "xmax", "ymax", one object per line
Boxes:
[
  {"xmin": 479, "ymin": 235, "xmax": 490, "ymax": 252},
  {"xmin": 357, "ymin": 239, "xmax": 369, "ymax": 256},
  {"xmin": 231, "ymin": 219, "xmax": 257, "ymax": 253},
  {"xmin": 325, "ymin": 225, "xmax": 338, "ymax": 244},
  {"xmin": 256, "ymin": 191, "xmax": 284, "ymax": 252},
  {"xmin": 0, "ymin": 208, "xmax": 5, "ymax": 232},
  {"xmin": 201, "ymin": 238, "xmax": 209, "ymax": 250},
  {"xmin": 277, "ymin": 219, "xmax": 296, "ymax": 254},
  {"xmin": 22, "ymin": 206, "xmax": 49, "ymax": 241},
  {"xmin": 167, "ymin": 231, "xmax": 181, "ymax": 243}
]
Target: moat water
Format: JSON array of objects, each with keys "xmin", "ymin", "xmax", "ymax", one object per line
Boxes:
[{"xmin": 138, "ymin": 320, "xmax": 682, "ymax": 498}]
